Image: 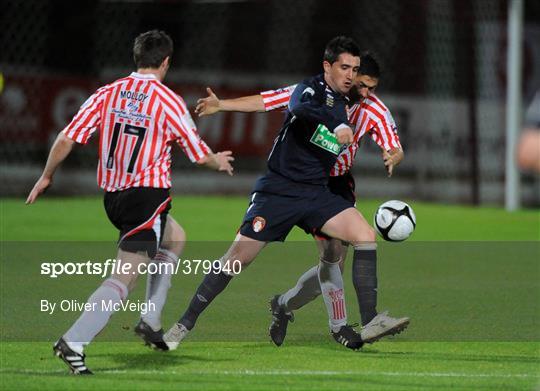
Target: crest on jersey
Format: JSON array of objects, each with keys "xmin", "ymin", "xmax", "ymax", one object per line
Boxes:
[
  {"xmin": 326, "ymin": 93, "xmax": 334, "ymax": 107},
  {"xmin": 252, "ymin": 216, "xmax": 266, "ymax": 233}
]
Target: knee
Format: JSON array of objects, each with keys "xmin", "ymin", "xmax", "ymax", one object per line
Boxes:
[
  {"xmin": 115, "ymin": 272, "xmax": 140, "ymax": 293},
  {"xmin": 338, "ymin": 259, "xmax": 346, "ymax": 273},
  {"xmin": 169, "ymin": 222, "xmax": 186, "ymax": 243},
  {"xmin": 319, "ymin": 241, "xmax": 343, "ymax": 264},
  {"xmin": 162, "ymin": 223, "xmax": 186, "ymax": 256},
  {"xmin": 350, "ymin": 226, "xmax": 377, "ymax": 246}
]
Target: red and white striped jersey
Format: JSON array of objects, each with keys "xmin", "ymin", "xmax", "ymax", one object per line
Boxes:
[
  {"xmin": 63, "ymin": 72, "xmax": 210, "ymax": 192},
  {"xmin": 260, "ymin": 86, "xmax": 401, "ymax": 177},
  {"xmin": 260, "ymin": 85, "xmax": 297, "ymax": 111}
]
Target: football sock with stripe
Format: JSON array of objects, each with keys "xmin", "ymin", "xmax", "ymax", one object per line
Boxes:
[
  {"xmin": 63, "ymin": 278, "xmax": 128, "ymax": 354},
  {"xmin": 352, "ymin": 243, "xmax": 378, "ymax": 326},
  {"xmin": 318, "ymin": 259, "xmax": 347, "ymax": 333},
  {"xmin": 179, "ymin": 271, "xmax": 233, "ymax": 330},
  {"xmin": 142, "ymin": 248, "xmax": 178, "ymax": 331},
  {"xmin": 278, "ymin": 265, "xmax": 321, "ymax": 311}
]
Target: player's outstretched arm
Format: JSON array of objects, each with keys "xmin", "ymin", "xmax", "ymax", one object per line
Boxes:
[
  {"xmin": 382, "ymin": 147, "xmax": 404, "ymax": 177},
  {"xmin": 195, "ymin": 87, "xmax": 264, "ymax": 117},
  {"xmin": 26, "ymin": 133, "xmax": 75, "ymax": 204},
  {"xmin": 197, "ymin": 150, "xmax": 235, "ymax": 176}
]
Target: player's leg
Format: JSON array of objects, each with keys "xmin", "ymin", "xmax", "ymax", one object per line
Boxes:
[
  {"xmin": 164, "ymin": 234, "xmax": 266, "ymax": 350},
  {"xmin": 165, "ymin": 189, "xmax": 300, "ymax": 349},
  {"xmin": 271, "ymin": 175, "xmax": 354, "ymax": 346},
  {"xmin": 317, "ymin": 243, "xmax": 362, "ymax": 349},
  {"xmin": 55, "ymin": 188, "xmax": 170, "ymax": 374},
  {"xmin": 279, "ymin": 238, "xmax": 346, "ymax": 312},
  {"xmin": 296, "ymin": 191, "xmax": 366, "ymax": 350},
  {"xmin": 321, "ymin": 208, "xmax": 409, "ymax": 342},
  {"xmin": 269, "ymin": 238, "xmax": 346, "ymax": 346},
  {"xmin": 178, "ymin": 233, "xmax": 265, "ymax": 331},
  {"xmin": 57, "ymin": 248, "xmax": 148, "ymax": 374},
  {"xmin": 136, "ymin": 215, "xmax": 185, "ymax": 350},
  {"xmin": 317, "ymin": 241, "xmax": 348, "ymax": 327},
  {"xmin": 321, "ymin": 207, "xmax": 378, "ymax": 322}
]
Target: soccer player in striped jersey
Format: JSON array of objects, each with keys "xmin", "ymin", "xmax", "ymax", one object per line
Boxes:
[
  {"xmin": 26, "ymin": 30, "xmax": 234, "ymax": 374},
  {"xmin": 193, "ymin": 52, "xmax": 409, "ymax": 345}
]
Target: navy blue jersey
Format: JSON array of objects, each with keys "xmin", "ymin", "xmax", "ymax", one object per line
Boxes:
[{"xmin": 265, "ymin": 74, "xmax": 350, "ymax": 186}]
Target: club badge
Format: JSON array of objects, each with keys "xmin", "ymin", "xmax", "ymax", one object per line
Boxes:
[{"xmin": 252, "ymin": 216, "xmax": 266, "ymax": 233}]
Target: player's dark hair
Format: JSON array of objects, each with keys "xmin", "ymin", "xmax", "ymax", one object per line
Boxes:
[
  {"xmin": 133, "ymin": 30, "xmax": 173, "ymax": 69},
  {"xmin": 359, "ymin": 51, "xmax": 381, "ymax": 78},
  {"xmin": 323, "ymin": 36, "xmax": 360, "ymax": 64}
]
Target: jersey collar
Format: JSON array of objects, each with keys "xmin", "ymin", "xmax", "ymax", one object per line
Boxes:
[
  {"xmin": 317, "ymin": 73, "xmax": 349, "ymax": 103},
  {"xmin": 130, "ymin": 72, "xmax": 158, "ymax": 80}
]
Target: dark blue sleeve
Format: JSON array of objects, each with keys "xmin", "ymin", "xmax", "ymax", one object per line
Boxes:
[{"xmin": 288, "ymin": 83, "xmax": 348, "ymax": 132}]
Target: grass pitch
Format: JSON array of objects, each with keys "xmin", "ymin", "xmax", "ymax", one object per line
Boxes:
[{"xmin": 1, "ymin": 196, "xmax": 539, "ymax": 390}]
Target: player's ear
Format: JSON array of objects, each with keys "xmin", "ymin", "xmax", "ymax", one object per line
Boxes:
[
  {"xmin": 323, "ymin": 60, "xmax": 332, "ymax": 74},
  {"xmin": 161, "ymin": 56, "xmax": 171, "ymax": 70}
]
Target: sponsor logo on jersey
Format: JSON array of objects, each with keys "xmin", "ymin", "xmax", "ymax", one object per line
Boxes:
[
  {"xmin": 252, "ymin": 216, "xmax": 266, "ymax": 233},
  {"xmin": 310, "ymin": 124, "xmax": 340, "ymax": 155}
]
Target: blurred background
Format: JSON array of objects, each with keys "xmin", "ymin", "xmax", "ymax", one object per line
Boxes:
[{"xmin": 1, "ymin": 0, "xmax": 539, "ymax": 206}]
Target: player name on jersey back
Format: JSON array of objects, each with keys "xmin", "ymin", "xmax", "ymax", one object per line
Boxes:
[{"xmin": 119, "ymin": 90, "xmax": 149, "ymax": 102}]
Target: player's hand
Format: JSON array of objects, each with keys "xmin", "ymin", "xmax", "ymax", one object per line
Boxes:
[
  {"xmin": 335, "ymin": 126, "xmax": 354, "ymax": 145},
  {"xmin": 215, "ymin": 150, "xmax": 235, "ymax": 176},
  {"xmin": 195, "ymin": 87, "xmax": 220, "ymax": 117},
  {"xmin": 26, "ymin": 175, "xmax": 52, "ymax": 204},
  {"xmin": 382, "ymin": 148, "xmax": 404, "ymax": 177}
]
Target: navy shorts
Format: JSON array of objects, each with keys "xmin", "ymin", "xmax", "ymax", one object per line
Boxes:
[
  {"xmin": 104, "ymin": 187, "xmax": 171, "ymax": 258},
  {"xmin": 328, "ymin": 171, "xmax": 356, "ymax": 205},
  {"xmin": 315, "ymin": 172, "xmax": 356, "ymax": 241},
  {"xmin": 239, "ymin": 173, "xmax": 353, "ymax": 242}
]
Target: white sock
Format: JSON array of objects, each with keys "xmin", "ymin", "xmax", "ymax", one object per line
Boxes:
[
  {"xmin": 63, "ymin": 278, "xmax": 128, "ymax": 354},
  {"xmin": 318, "ymin": 260, "xmax": 347, "ymax": 333},
  {"xmin": 141, "ymin": 248, "xmax": 178, "ymax": 331},
  {"xmin": 278, "ymin": 266, "xmax": 321, "ymax": 311}
]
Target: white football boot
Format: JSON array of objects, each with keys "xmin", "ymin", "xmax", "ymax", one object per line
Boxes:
[
  {"xmin": 360, "ymin": 310, "xmax": 410, "ymax": 343},
  {"xmin": 163, "ymin": 323, "xmax": 190, "ymax": 350}
]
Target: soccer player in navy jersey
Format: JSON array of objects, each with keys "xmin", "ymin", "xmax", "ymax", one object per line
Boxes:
[
  {"xmin": 164, "ymin": 36, "xmax": 369, "ymax": 350},
  {"xmin": 193, "ymin": 52, "xmax": 409, "ymax": 346}
]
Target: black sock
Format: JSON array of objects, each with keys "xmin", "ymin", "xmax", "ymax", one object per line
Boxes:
[
  {"xmin": 179, "ymin": 272, "xmax": 233, "ymax": 330},
  {"xmin": 352, "ymin": 246, "xmax": 378, "ymax": 326}
]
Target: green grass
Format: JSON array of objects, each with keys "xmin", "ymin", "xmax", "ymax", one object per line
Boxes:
[
  {"xmin": 1, "ymin": 196, "xmax": 539, "ymax": 241},
  {"xmin": 1, "ymin": 342, "xmax": 538, "ymax": 390},
  {"xmin": 1, "ymin": 197, "xmax": 539, "ymax": 390}
]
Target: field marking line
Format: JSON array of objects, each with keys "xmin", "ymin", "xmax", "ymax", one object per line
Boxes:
[{"xmin": 1, "ymin": 368, "xmax": 539, "ymax": 378}]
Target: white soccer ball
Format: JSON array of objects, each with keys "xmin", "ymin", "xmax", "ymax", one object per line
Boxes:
[{"xmin": 373, "ymin": 200, "xmax": 416, "ymax": 242}]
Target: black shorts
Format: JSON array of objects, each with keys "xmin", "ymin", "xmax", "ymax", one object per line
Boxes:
[
  {"xmin": 328, "ymin": 172, "xmax": 356, "ymax": 205},
  {"xmin": 239, "ymin": 174, "xmax": 353, "ymax": 242},
  {"xmin": 104, "ymin": 187, "xmax": 171, "ymax": 258},
  {"xmin": 314, "ymin": 172, "xmax": 356, "ymax": 241}
]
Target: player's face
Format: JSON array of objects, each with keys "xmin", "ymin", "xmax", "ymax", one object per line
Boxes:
[
  {"xmin": 355, "ymin": 75, "xmax": 379, "ymax": 99},
  {"xmin": 323, "ymin": 53, "xmax": 360, "ymax": 95}
]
